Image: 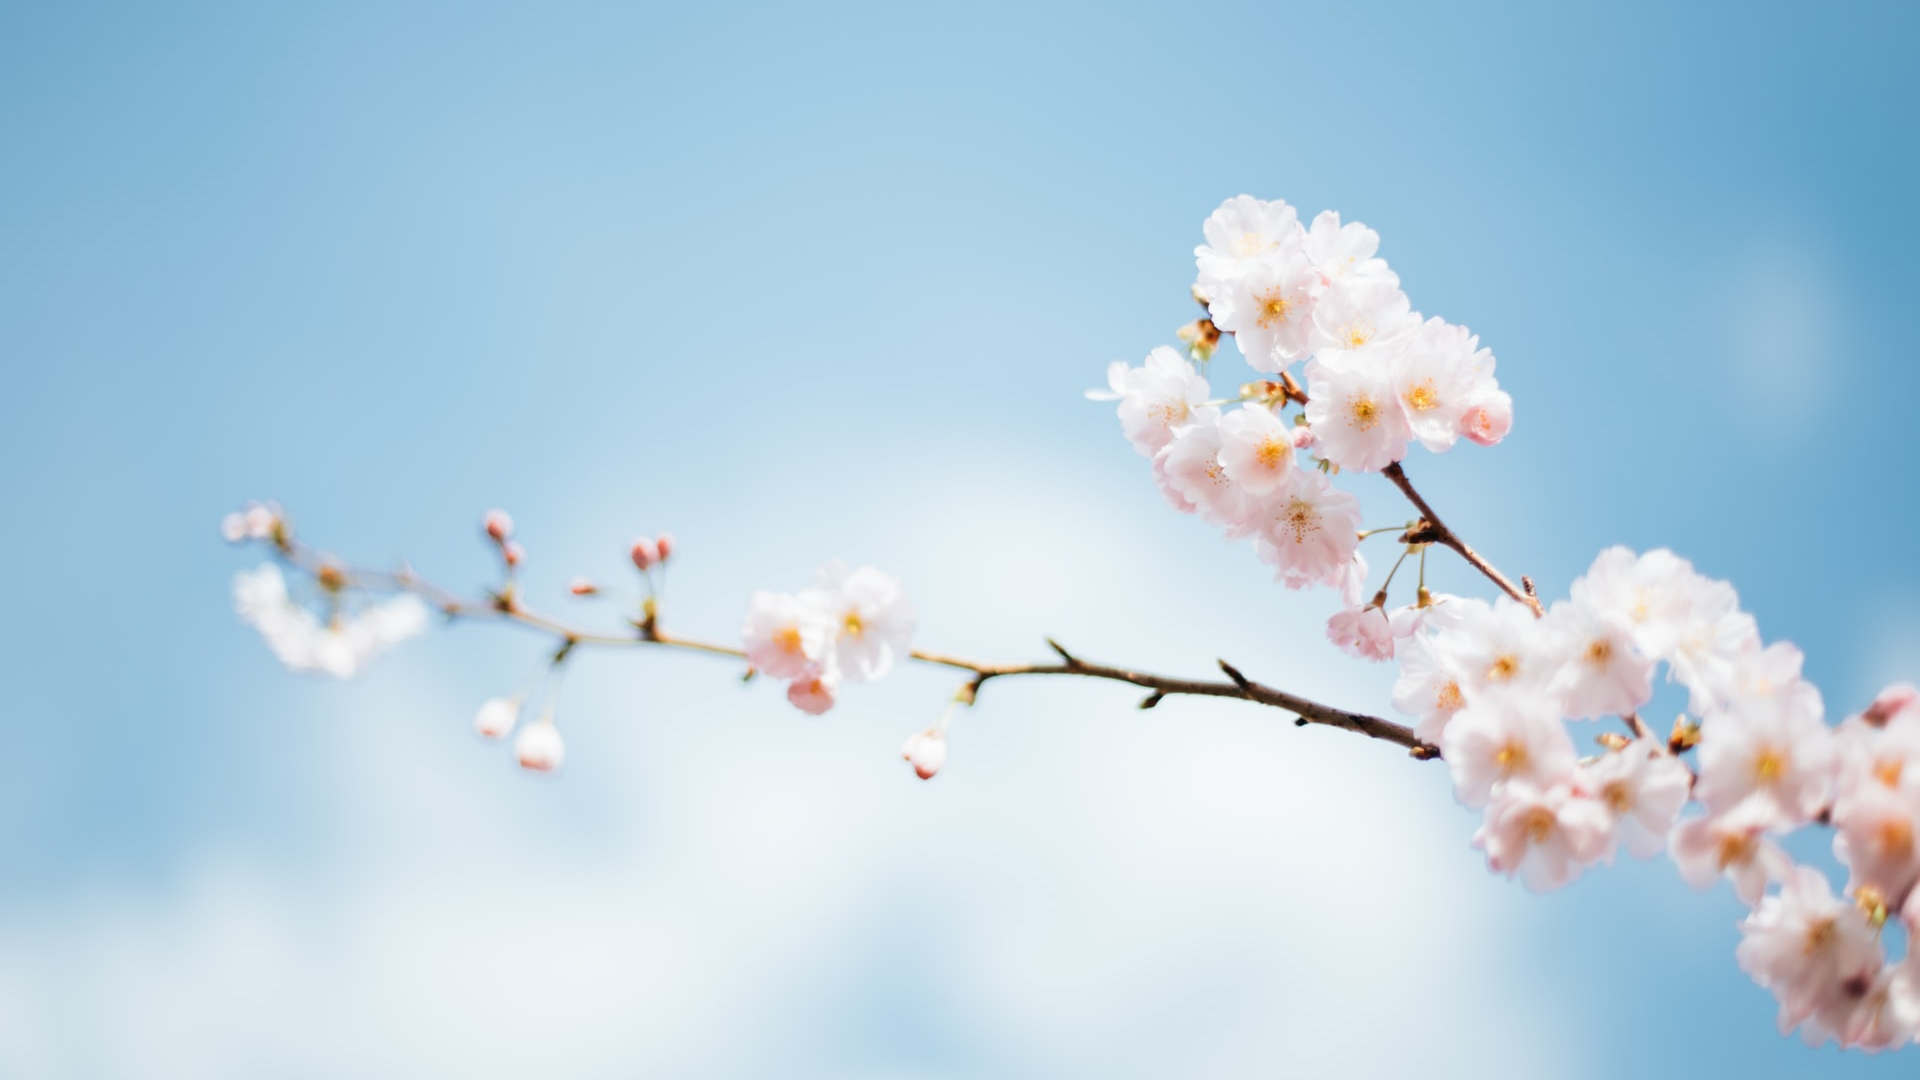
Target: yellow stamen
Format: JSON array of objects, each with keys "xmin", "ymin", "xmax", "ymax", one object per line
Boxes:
[
  {"xmin": 1753, "ymin": 747, "xmax": 1786, "ymax": 785},
  {"xmin": 1403, "ymin": 380, "xmax": 1439, "ymax": 412},
  {"xmin": 1347, "ymin": 395, "xmax": 1379, "ymax": 430},
  {"xmin": 1487, "ymin": 654, "xmax": 1520, "ymax": 683},
  {"xmin": 1255, "ymin": 288, "xmax": 1293, "ymax": 329},
  {"xmin": 1281, "ymin": 498, "xmax": 1321, "ymax": 544}
]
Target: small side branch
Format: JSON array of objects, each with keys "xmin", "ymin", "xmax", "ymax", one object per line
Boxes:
[{"xmin": 1382, "ymin": 461, "xmax": 1543, "ymax": 618}]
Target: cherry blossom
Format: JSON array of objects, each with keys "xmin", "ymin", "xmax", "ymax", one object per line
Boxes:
[
  {"xmin": 1473, "ymin": 781, "xmax": 1613, "ymax": 892},
  {"xmin": 1242, "ymin": 468, "xmax": 1363, "ymax": 590},
  {"xmin": 1670, "ymin": 800, "xmax": 1794, "ymax": 905},
  {"xmin": 1391, "ymin": 633, "xmax": 1470, "ymax": 745},
  {"xmin": 1216, "ymin": 405, "xmax": 1298, "ymax": 496},
  {"xmin": 786, "ymin": 666, "xmax": 840, "ymax": 716},
  {"xmin": 1694, "ymin": 686, "xmax": 1836, "ymax": 829},
  {"xmin": 1088, "ymin": 347, "xmax": 1216, "ymax": 457},
  {"xmin": 1300, "ymin": 210, "xmax": 1395, "ymax": 288},
  {"xmin": 1389, "ymin": 318, "xmax": 1486, "ymax": 453},
  {"xmin": 1307, "ymin": 277, "xmax": 1418, "ymax": 355},
  {"xmin": 233, "ymin": 563, "xmax": 428, "ymax": 680},
  {"xmin": 1737, "ymin": 866, "xmax": 1885, "ymax": 1042},
  {"xmin": 1194, "ymin": 194, "xmax": 1304, "ymax": 280},
  {"xmin": 817, "ymin": 564, "xmax": 916, "ymax": 683},
  {"xmin": 1442, "ymin": 686, "xmax": 1579, "ymax": 808},
  {"xmin": 1154, "ymin": 414, "xmax": 1248, "ymax": 527},
  {"xmin": 1302, "ymin": 349, "xmax": 1413, "ymax": 472},
  {"xmin": 1541, "ymin": 598, "xmax": 1654, "ymax": 720},
  {"xmin": 1581, "ymin": 740, "xmax": 1690, "ymax": 858},
  {"xmin": 1831, "ymin": 779, "xmax": 1920, "ymax": 909},
  {"xmin": 1203, "ymin": 250, "xmax": 1322, "ymax": 371},
  {"xmin": 1327, "ymin": 602, "xmax": 1395, "ymax": 662},
  {"xmin": 741, "ymin": 589, "xmax": 832, "ymax": 680}
]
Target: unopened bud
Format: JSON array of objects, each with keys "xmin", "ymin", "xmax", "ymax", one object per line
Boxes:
[
  {"xmin": 1856, "ymin": 885, "xmax": 1890, "ymax": 929},
  {"xmin": 502, "ymin": 541, "xmax": 526, "ymax": 568},
  {"xmin": 316, "ymin": 564, "xmax": 348, "ymax": 592},
  {"xmin": 1595, "ymin": 732, "xmax": 1631, "ymax": 752},
  {"xmin": 901, "ymin": 727, "xmax": 948, "ymax": 780},
  {"xmin": 1669, "ymin": 716, "xmax": 1702, "ymax": 752},
  {"xmin": 630, "ymin": 536, "xmax": 659, "ymax": 571},
  {"xmin": 515, "ymin": 717, "xmax": 565, "ymax": 772},
  {"xmin": 786, "ymin": 669, "xmax": 839, "ymax": 715},
  {"xmin": 568, "ymin": 577, "xmax": 599, "ymax": 596},
  {"xmin": 1190, "ymin": 283, "xmax": 1211, "ymax": 308},
  {"xmin": 244, "ymin": 504, "xmax": 277, "ymax": 536},
  {"xmin": 220, "ymin": 512, "xmax": 247, "ymax": 543},
  {"xmin": 474, "ymin": 695, "xmax": 521, "ymax": 740},
  {"xmin": 1291, "ymin": 426, "xmax": 1316, "ymax": 450},
  {"xmin": 484, "ymin": 509, "xmax": 514, "ymax": 544},
  {"xmin": 1863, "ymin": 684, "xmax": 1919, "ymax": 727},
  {"xmin": 1176, "ymin": 318, "xmax": 1221, "ymax": 363},
  {"xmin": 655, "ymin": 532, "xmax": 675, "ymax": 563}
]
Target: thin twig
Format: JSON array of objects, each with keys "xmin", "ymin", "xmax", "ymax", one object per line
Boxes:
[
  {"xmin": 1381, "ymin": 461, "xmax": 1543, "ymax": 617},
  {"xmin": 271, "ymin": 536, "xmax": 1441, "ymax": 761}
]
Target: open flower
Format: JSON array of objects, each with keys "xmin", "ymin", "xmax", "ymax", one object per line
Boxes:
[{"xmin": 1473, "ymin": 781, "xmax": 1614, "ymax": 893}]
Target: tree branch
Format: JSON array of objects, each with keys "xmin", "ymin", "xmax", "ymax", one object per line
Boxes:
[
  {"xmin": 1381, "ymin": 461, "xmax": 1543, "ymax": 617},
  {"xmin": 271, "ymin": 536, "xmax": 1441, "ymax": 761}
]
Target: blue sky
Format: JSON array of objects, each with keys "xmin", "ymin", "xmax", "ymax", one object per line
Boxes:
[{"xmin": 3, "ymin": 0, "xmax": 1919, "ymax": 1075}]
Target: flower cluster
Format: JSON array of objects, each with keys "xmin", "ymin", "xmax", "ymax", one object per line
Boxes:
[
  {"xmin": 232, "ymin": 562, "xmax": 428, "ymax": 679},
  {"xmin": 1092, "ymin": 195, "xmax": 1511, "ymax": 602},
  {"xmin": 742, "ymin": 564, "xmax": 916, "ymax": 716},
  {"xmin": 1385, "ymin": 545, "xmax": 1920, "ymax": 1049}
]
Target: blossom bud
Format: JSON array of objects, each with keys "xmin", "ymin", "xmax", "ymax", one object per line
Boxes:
[
  {"xmin": 901, "ymin": 727, "xmax": 948, "ymax": 780},
  {"xmin": 474, "ymin": 695, "xmax": 521, "ymax": 739},
  {"xmin": 655, "ymin": 532, "xmax": 675, "ymax": 563},
  {"xmin": 1176, "ymin": 318, "xmax": 1221, "ymax": 363},
  {"xmin": 484, "ymin": 509, "xmax": 514, "ymax": 544},
  {"xmin": 502, "ymin": 541, "xmax": 525, "ymax": 568},
  {"xmin": 1290, "ymin": 426, "xmax": 1316, "ymax": 450},
  {"xmin": 787, "ymin": 669, "xmax": 839, "ymax": 715},
  {"xmin": 515, "ymin": 718, "xmax": 565, "ymax": 772},
  {"xmin": 630, "ymin": 536, "xmax": 659, "ymax": 571},
  {"xmin": 568, "ymin": 577, "xmax": 599, "ymax": 596},
  {"xmin": 221, "ymin": 512, "xmax": 247, "ymax": 543},
  {"xmin": 316, "ymin": 563, "xmax": 347, "ymax": 592},
  {"xmin": 242, "ymin": 504, "xmax": 277, "ymax": 540},
  {"xmin": 1460, "ymin": 392, "xmax": 1513, "ymax": 447},
  {"xmin": 1863, "ymin": 683, "xmax": 1919, "ymax": 727}
]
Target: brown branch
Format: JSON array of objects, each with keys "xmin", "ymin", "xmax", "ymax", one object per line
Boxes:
[
  {"xmin": 1380, "ymin": 461, "xmax": 1543, "ymax": 618},
  {"xmin": 270, "ymin": 536, "xmax": 1440, "ymax": 762}
]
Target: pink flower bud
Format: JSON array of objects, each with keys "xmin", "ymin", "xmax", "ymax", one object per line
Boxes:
[
  {"xmin": 473, "ymin": 695, "xmax": 520, "ymax": 739},
  {"xmin": 787, "ymin": 668, "xmax": 839, "ymax": 715},
  {"xmin": 502, "ymin": 541, "xmax": 526, "ymax": 568},
  {"xmin": 1864, "ymin": 684, "xmax": 1920, "ymax": 727},
  {"xmin": 630, "ymin": 536, "xmax": 659, "ymax": 571},
  {"xmin": 484, "ymin": 509, "xmax": 514, "ymax": 543},
  {"xmin": 568, "ymin": 577, "xmax": 600, "ymax": 596},
  {"xmin": 1459, "ymin": 391, "xmax": 1513, "ymax": 447},
  {"xmin": 515, "ymin": 719, "xmax": 564, "ymax": 772},
  {"xmin": 1290, "ymin": 426, "xmax": 1316, "ymax": 450},
  {"xmin": 655, "ymin": 532, "xmax": 675, "ymax": 563},
  {"xmin": 242, "ymin": 505, "xmax": 277, "ymax": 539},
  {"xmin": 901, "ymin": 727, "xmax": 948, "ymax": 780}
]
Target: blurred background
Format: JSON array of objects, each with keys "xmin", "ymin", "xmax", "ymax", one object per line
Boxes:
[{"xmin": 3, "ymin": 0, "xmax": 1917, "ymax": 1075}]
